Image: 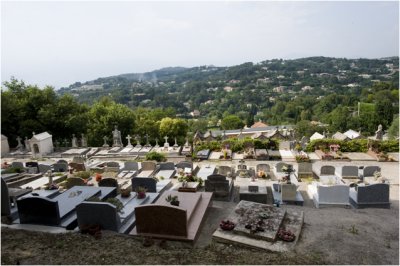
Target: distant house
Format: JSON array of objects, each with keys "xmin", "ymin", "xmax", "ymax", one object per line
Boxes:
[
  {"xmin": 310, "ymin": 132, "xmax": 325, "ymax": 141},
  {"xmin": 332, "ymin": 132, "xmax": 349, "ymax": 141},
  {"xmin": 190, "ymin": 110, "xmax": 200, "ymax": 117},
  {"xmin": 29, "ymin": 132, "xmax": 53, "ymax": 158},
  {"xmin": 251, "ymin": 120, "xmax": 268, "ymax": 128},
  {"xmin": 223, "ymin": 86, "xmax": 234, "ymax": 92},
  {"xmin": 343, "ymin": 129, "xmax": 361, "ymax": 140}
]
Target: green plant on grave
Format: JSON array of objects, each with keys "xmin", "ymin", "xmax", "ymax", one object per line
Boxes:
[
  {"xmin": 85, "ymin": 196, "xmax": 124, "ymax": 213},
  {"xmin": 348, "ymin": 224, "xmax": 359, "ymax": 234},
  {"xmin": 74, "ymin": 171, "xmax": 91, "ymax": 180},
  {"xmin": 145, "ymin": 151, "xmax": 167, "ymax": 162}
]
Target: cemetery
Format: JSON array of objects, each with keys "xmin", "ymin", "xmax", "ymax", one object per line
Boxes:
[{"xmin": 1, "ymin": 127, "xmax": 399, "ymax": 264}]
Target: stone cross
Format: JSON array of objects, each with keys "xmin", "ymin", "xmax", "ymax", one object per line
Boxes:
[
  {"xmin": 64, "ymin": 138, "xmax": 69, "ymax": 147},
  {"xmin": 71, "ymin": 134, "xmax": 78, "ymax": 148},
  {"xmin": 164, "ymin": 136, "xmax": 168, "ymax": 143},
  {"xmin": 24, "ymin": 137, "xmax": 31, "ymax": 152},
  {"xmin": 155, "ymin": 138, "xmax": 159, "ymax": 148},
  {"xmin": 135, "ymin": 135, "xmax": 141, "ymax": 148},
  {"xmin": 103, "ymin": 136, "xmax": 109, "ymax": 148},
  {"xmin": 16, "ymin": 136, "xmax": 24, "ymax": 151},
  {"xmin": 81, "ymin": 134, "xmax": 87, "ymax": 147},
  {"xmin": 173, "ymin": 137, "xmax": 178, "ymax": 147},
  {"xmin": 126, "ymin": 135, "xmax": 133, "ymax": 148},
  {"xmin": 163, "ymin": 136, "xmax": 169, "ymax": 149},
  {"xmin": 145, "ymin": 134, "xmax": 150, "ymax": 147}
]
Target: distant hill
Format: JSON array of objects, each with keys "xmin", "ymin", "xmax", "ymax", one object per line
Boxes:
[{"xmin": 58, "ymin": 56, "xmax": 399, "ymax": 121}]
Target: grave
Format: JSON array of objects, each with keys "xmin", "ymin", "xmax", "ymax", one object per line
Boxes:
[
  {"xmin": 130, "ymin": 191, "xmax": 213, "ymax": 242},
  {"xmin": 204, "ymin": 174, "xmax": 234, "ymax": 201},
  {"xmin": 76, "ymin": 192, "xmax": 159, "ymax": 234},
  {"xmin": 16, "ymin": 186, "xmax": 116, "ymax": 229},
  {"xmin": 212, "ymin": 200, "xmax": 304, "ymax": 252}
]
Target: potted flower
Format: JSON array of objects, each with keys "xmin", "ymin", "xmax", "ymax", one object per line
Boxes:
[
  {"xmin": 136, "ymin": 186, "xmax": 147, "ymax": 199},
  {"xmin": 165, "ymin": 194, "xmax": 180, "ymax": 206},
  {"xmin": 120, "ymin": 188, "xmax": 131, "ymax": 198},
  {"xmin": 281, "ymin": 165, "xmax": 295, "ymax": 184},
  {"xmin": 95, "ymin": 173, "xmax": 102, "ymax": 182}
]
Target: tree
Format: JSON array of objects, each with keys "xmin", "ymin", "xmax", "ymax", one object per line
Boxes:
[
  {"xmin": 220, "ymin": 115, "xmax": 244, "ymax": 130},
  {"xmin": 159, "ymin": 117, "xmax": 188, "ymax": 144},
  {"xmin": 86, "ymin": 97, "xmax": 135, "ymax": 146},
  {"xmin": 387, "ymin": 116, "xmax": 399, "ymax": 140}
]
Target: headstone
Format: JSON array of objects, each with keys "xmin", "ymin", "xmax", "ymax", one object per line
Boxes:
[
  {"xmin": 38, "ymin": 164, "xmax": 52, "ymax": 174},
  {"xmin": 163, "ymin": 136, "xmax": 169, "ymax": 150},
  {"xmin": 98, "ymin": 178, "xmax": 118, "ymax": 188},
  {"xmin": 80, "ymin": 134, "xmax": 87, "ymax": 147},
  {"xmin": 16, "ymin": 136, "xmax": 24, "ymax": 151},
  {"xmin": 71, "ymin": 134, "xmax": 78, "ymax": 148},
  {"xmin": 145, "ymin": 134, "xmax": 151, "ymax": 147},
  {"xmin": 53, "ymin": 163, "xmax": 68, "ymax": 172},
  {"xmin": 24, "ymin": 137, "xmax": 31, "ymax": 152},
  {"xmin": 126, "ymin": 135, "xmax": 133, "ymax": 148},
  {"xmin": 64, "ymin": 138, "xmax": 69, "ymax": 148},
  {"xmin": 375, "ymin": 124, "xmax": 383, "ymax": 141},
  {"xmin": 103, "ymin": 136, "xmax": 109, "ymax": 148},
  {"xmin": 132, "ymin": 177, "xmax": 157, "ymax": 193},
  {"xmin": 135, "ymin": 135, "xmax": 142, "ymax": 148},
  {"xmin": 154, "ymin": 138, "xmax": 160, "ymax": 148},
  {"xmin": 173, "ymin": 137, "xmax": 178, "ymax": 148},
  {"xmin": 320, "ymin": 165, "xmax": 335, "ymax": 176},
  {"xmin": 112, "ymin": 125, "xmax": 123, "ymax": 147},
  {"xmin": 248, "ymin": 185, "xmax": 259, "ymax": 192}
]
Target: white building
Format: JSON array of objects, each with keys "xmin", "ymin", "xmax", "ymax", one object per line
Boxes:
[
  {"xmin": 310, "ymin": 132, "xmax": 325, "ymax": 141},
  {"xmin": 29, "ymin": 132, "xmax": 54, "ymax": 158}
]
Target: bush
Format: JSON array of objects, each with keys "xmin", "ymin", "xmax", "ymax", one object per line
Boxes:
[
  {"xmin": 305, "ymin": 138, "xmax": 398, "ymax": 153},
  {"xmin": 2, "ymin": 167, "xmax": 24, "ymax": 174},
  {"xmin": 74, "ymin": 171, "xmax": 91, "ymax": 179},
  {"xmin": 145, "ymin": 151, "xmax": 167, "ymax": 162}
]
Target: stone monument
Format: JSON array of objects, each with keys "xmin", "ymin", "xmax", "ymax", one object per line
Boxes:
[
  {"xmin": 71, "ymin": 134, "xmax": 78, "ymax": 148},
  {"xmin": 134, "ymin": 135, "xmax": 142, "ymax": 148},
  {"xmin": 103, "ymin": 136, "xmax": 109, "ymax": 148},
  {"xmin": 126, "ymin": 135, "xmax": 133, "ymax": 148},
  {"xmin": 154, "ymin": 138, "xmax": 160, "ymax": 148},
  {"xmin": 112, "ymin": 125, "xmax": 123, "ymax": 147},
  {"xmin": 16, "ymin": 136, "xmax": 24, "ymax": 151},
  {"xmin": 24, "ymin": 137, "xmax": 31, "ymax": 152},
  {"xmin": 80, "ymin": 134, "xmax": 87, "ymax": 147},
  {"xmin": 163, "ymin": 136, "xmax": 169, "ymax": 151},
  {"xmin": 375, "ymin": 124, "xmax": 383, "ymax": 141}
]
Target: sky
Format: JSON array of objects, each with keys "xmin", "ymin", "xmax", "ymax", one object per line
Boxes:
[{"xmin": 1, "ymin": 0, "xmax": 399, "ymax": 89}]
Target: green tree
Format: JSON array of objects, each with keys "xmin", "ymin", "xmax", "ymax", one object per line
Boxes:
[
  {"xmin": 159, "ymin": 117, "xmax": 188, "ymax": 144},
  {"xmin": 86, "ymin": 97, "xmax": 135, "ymax": 146},
  {"xmin": 387, "ymin": 116, "xmax": 399, "ymax": 140},
  {"xmin": 220, "ymin": 115, "xmax": 245, "ymax": 130}
]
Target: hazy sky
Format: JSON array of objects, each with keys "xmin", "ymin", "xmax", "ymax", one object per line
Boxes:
[{"xmin": 1, "ymin": 1, "xmax": 399, "ymax": 89}]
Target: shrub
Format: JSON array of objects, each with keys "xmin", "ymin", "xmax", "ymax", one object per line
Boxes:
[
  {"xmin": 145, "ymin": 151, "xmax": 167, "ymax": 162},
  {"xmin": 74, "ymin": 171, "xmax": 91, "ymax": 179}
]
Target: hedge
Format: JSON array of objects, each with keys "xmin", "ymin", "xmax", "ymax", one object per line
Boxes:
[{"xmin": 305, "ymin": 139, "xmax": 399, "ymax": 153}]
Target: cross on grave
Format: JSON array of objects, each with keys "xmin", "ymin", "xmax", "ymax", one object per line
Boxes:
[
  {"xmin": 163, "ymin": 136, "xmax": 169, "ymax": 150},
  {"xmin": 135, "ymin": 135, "xmax": 141, "ymax": 148},
  {"xmin": 126, "ymin": 135, "xmax": 132, "ymax": 146},
  {"xmin": 64, "ymin": 138, "xmax": 69, "ymax": 147},
  {"xmin": 25, "ymin": 137, "xmax": 31, "ymax": 152},
  {"xmin": 173, "ymin": 137, "xmax": 178, "ymax": 147},
  {"xmin": 71, "ymin": 134, "xmax": 78, "ymax": 148},
  {"xmin": 155, "ymin": 138, "xmax": 159, "ymax": 148},
  {"xmin": 81, "ymin": 134, "xmax": 87, "ymax": 147},
  {"xmin": 16, "ymin": 136, "xmax": 23, "ymax": 151},
  {"xmin": 103, "ymin": 136, "xmax": 109, "ymax": 148},
  {"xmin": 145, "ymin": 134, "xmax": 150, "ymax": 147}
]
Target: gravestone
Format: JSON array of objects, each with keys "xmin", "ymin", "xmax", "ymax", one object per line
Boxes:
[
  {"xmin": 163, "ymin": 136, "xmax": 169, "ymax": 151},
  {"xmin": 256, "ymin": 164, "xmax": 270, "ymax": 173},
  {"xmin": 339, "ymin": 166, "xmax": 358, "ymax": 179},
  {"xmin": 77, "ymin": 202, "xmax": 121, "ymax": 232},
  {"xmin": 144, "ymin": 134, "xmax": 151, "ymax": 147},
  {"xmin": 375, "ymin": 124, "xmax": 383, "ymax": 141},
  {"xmin": 80, "ymin": 134, "xmax": 87, "ymax": 147},
  {"xmin": 71, "ymin": 134, "xmax": 78, "ymax": 148},
  {"xmin": 154, "ymin": 138, "xmax": 160, "ymax": 148},
  {"xmin": 124, "ymin": 161, "xmax": 139, "ymax": 171},
  {"xmin": 132, "ymin": 177, "xmax": 157, "ymax": 193},
  {"xmin": 275, "ymin": 162, "xmax": 289, "ymax": 173},
  {"xmin": 248, "ymin": 185, "xmax": 259, "ymax": 192},
  {"xmin": 176, "ymin": 161, "xmax": 192, "ymax": 170},
  {"xmin": 53, "ymin": 163, "xmax": 68, "ymax": 172},
  {"xmin": 66, "ymin": 177, "xmax": 85, "ymax": 189},
  {"xmin": 39, "ymin": 164, "xmax": 52, "ymax": 174},
  {"xmin": 135, "ymin": 135, "xmax": 142, "ymax": 148},
  {"xmin": 98, "ymin": 178, "xmax": 118, "ymax": 188},
  {"xmin": 126, "ymin": 135, "xmax": 133, "ymax": 148},
  {"xmin": 363, "ymin": 166, "xmax": 381, "ymax": 177},
  {"xmin": 102, "ymin": 136, "xmax": 109, "ymax": 148},
  {"xmin": 320, "ymin": 165, "xmax": 335, "ymax": 176},
  {"xmin": 24, "ymin": 137, "xmax": 31, "ymax": 152},
  {"xmin": 112, "ymin": 125, "xmax": 123, "ymax": 147},
  {"xmin": 205, "ymin": 174, "xmax": 233, "ymax": 200},
  {"xmin": 16, "ymin": 136, "xmax": 24, "ymax": 152}
]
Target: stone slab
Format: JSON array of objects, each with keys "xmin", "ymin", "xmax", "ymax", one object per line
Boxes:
[
  {"xmin": 212, "ymin": 207, "xmax": 304, "ymax": 252},
  {"xmin": 208, "ymin": 152, "xmax": 222, "ymax": 160},
  {"xmin": 343, "ymin": 152, "xmax": 376, "ymax": 161}
]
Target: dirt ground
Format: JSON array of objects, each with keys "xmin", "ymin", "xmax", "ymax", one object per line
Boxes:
[{"xmin": 1, "ymin": 160, "xmax": 399, "ymax": 265}]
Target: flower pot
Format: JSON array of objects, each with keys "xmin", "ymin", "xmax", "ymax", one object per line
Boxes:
[{"xmin": 137, "ymin": 192, "xmax": 146, "ymax": 199}]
